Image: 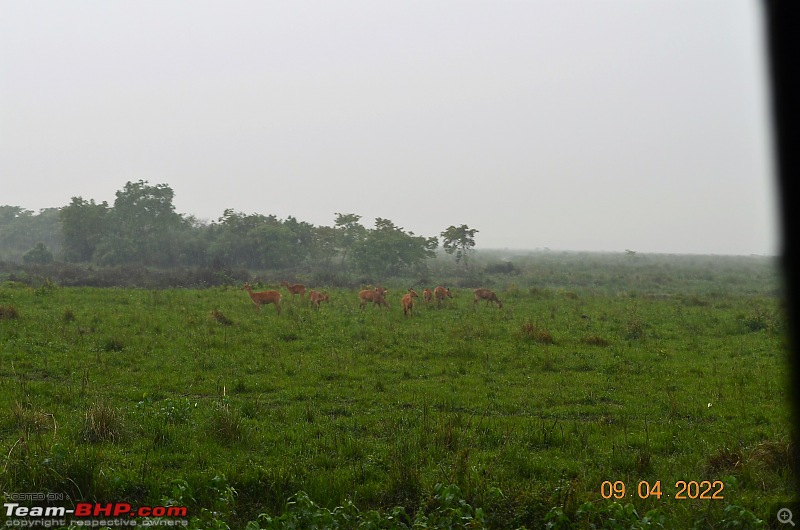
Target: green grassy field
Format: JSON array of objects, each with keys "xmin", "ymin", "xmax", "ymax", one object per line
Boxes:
[{"xmin": 0, "ymin": 254, "xmax": 794, "ymax": 528}]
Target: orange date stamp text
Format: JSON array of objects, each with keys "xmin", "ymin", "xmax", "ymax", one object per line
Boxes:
[{"xmin": 600, "ymin": 480, "xmax": 724, "ymax": 500}]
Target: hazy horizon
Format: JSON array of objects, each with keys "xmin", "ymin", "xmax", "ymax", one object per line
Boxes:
[{"xmin": 1, "ymin": 1, "xmax": 778, "ymax": 256}]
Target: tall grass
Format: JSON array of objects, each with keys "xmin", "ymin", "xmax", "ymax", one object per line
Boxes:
[{"xmin": 0, "ymin": 254, "xmax": 792, "ymax": 528}]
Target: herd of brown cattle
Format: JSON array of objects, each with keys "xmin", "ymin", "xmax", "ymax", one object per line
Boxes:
[{"xmin": 242, "ymin": 282, "xmax": 502, "ymax": 315}]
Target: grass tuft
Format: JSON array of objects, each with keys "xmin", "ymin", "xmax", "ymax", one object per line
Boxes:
[
  {"xmin": 211, "ymin": 399, "xmax": 246, "ymax": 445},
  {"xmin": 521, "ymin": 320, "xmax": 554, "ymax": 344},
  {"xmin": 579, "ymin": 334, "xmax": 611, "ymax": 347},
  {"xmin": 210, "ymin": 308, "xmax": 233, "ymax": 326},
  {"xmin": 0, "ymin": 304, "xmax": 19, "ymax": 320},
  {"xmin": 625, "ymin": 317, "xmax": 645, "ymax": 340},
  {"xmin": 82, "ymin": 399, "xmax": 123, "ymax": 443},
  {"xmin": 12, "ymin": 401, "xmax": 53, "ymax": 435},
  {"xmin": 706, "ymin": 446, "xmax": 743, "ymax": 473},
  {"xmin": 751, "ymin": 439, "xmax": 795, "ymax": 472},
  {"xmin": 101, "ymin": 337, "xmax": 125, "ymax": 352}
]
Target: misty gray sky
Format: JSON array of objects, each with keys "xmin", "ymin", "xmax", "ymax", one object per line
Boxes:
[{"xmin": 1, "ymin": 1, "xmax": 777, "ymax": 255}]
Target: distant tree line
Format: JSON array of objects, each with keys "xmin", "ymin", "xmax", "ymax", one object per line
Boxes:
[{"xmin": 0, "ymin": 181, "xmax": 477, "ymax": 281}]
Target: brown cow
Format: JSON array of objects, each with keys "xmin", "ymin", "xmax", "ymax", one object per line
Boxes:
[
  {"xmin": 433, "ymin": 286, "xmax": 452, "ymax": 307},
  {"xmin": 473, "ymin": 288, "xmax": 502, "ymax": 309},
  {"xmin": 358, "ymin": 286, "xmax": 388, "ymax": 309},
  {"xmin": 308, "ymin": 290, "xmax": 330, "ymax": 309},
  {"xmin": 242, "ymin": 283, "xmax": 282, "ymax": 314},
  {"xmin": 281, "ymin": 281, "xmax": 306, "ymax": 300},
  {"xmin": 401, "ymin": 289, "xmax": 419, "ymax": 317}
]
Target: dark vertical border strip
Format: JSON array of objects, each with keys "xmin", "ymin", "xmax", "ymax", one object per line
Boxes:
[{"xmin": 763, "ymin": 0, "xmax": 800, "ymax": 493}]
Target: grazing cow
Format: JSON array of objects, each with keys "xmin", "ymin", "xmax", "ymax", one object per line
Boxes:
[
  {"xmin": 358, "ymin": 286, "xmax": 388, "ymax": 309},
  {"xmin": 242, "ymin": 283, "xmax": 282, "ymax": 314},
  {"xmin": 473, "ymin": 288, "xmax": 502, "ymax": 309},
  {"xmin": 281, "ymin": 281, "xmax": 306, "ymax": 300},
  {"xmin": 401, "ymin": 289, "xmax": 419, "ymax": 317},
  {"xmin": 433, "ymin": 286, "xmax": 452, "ymax": 307},
  {"xmin": 422, "ymin": 288, "xmax": 433, "ymax": 304},
  {"xmin": 309, "ymin": 290, "xmax": 330, "ymax": 309}
]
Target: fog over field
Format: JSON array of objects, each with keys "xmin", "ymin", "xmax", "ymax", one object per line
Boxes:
[{"xmin": 0, "ymin": 0, "xmax": 777, "ymax": 255}]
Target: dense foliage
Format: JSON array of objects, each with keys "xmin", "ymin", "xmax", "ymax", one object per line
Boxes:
[{"xmin": 0, "ymin": 181, "xmax": 451, "ymax": 280}]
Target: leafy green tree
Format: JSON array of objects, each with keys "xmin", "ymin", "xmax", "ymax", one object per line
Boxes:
[
  {"xmin": 308, "ymin": 225, "xmax": 339, "ymax": 269},
  {"xmin": 22, "ymin": 243, "xmax": 54, "ymax": 265},
  {"xmin": 94, "ymin": 181, "xmax": 184, "ymax": 266},
  {"xmin": 441, "ymin": 224, "xmax": 479, "ymax": 269},
  {"xmin": 350, "ymin": 218, "xmax": 438, "ymax": 278},
  {"xmin": 0, "ymin": 206, "xmax": 26, "ymax": 225},
  {"xmin": 208, "ymin": 210, "xmax": 307, "ymax": 270},
  {"xmin": 252, "ymin": 221, "xmax": 301, "ymax": 269},
  {"xmin": 60, "ymin": 197, "xmax": 109, "ymax": 262},
  {"xmin": 0, "ymin": 206, "xmax": 34, "ymax": 260},
  {"xmin": 282, "ymin": 216, "xmax": 316, "ymax": 268},
  {"xmin": 174, "ymin": 215, "xmax": 214, "ymax": 267},
  {"xmin": 0, "ymin": 206, "xmax": 62, "ymax": 262},
  {"xmin": 208, "ymin": 209, "xmax": 266, "ymax": 269},
  {"xmin": 334, "ymin": 213, "xmax": 367, "ymax": 271}
]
